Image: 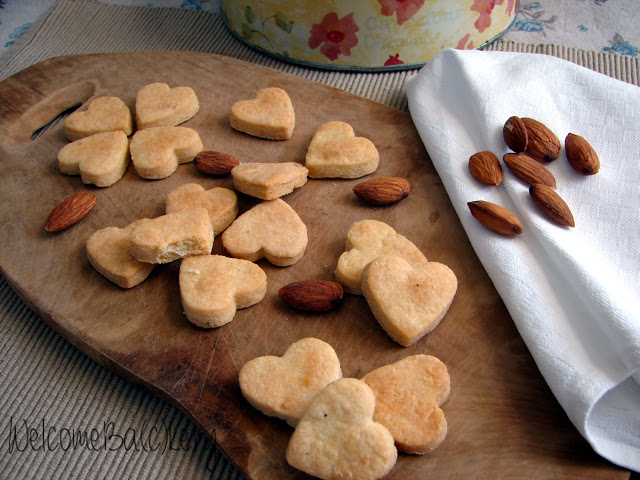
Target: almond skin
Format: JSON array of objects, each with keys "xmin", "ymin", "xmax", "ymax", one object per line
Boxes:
[
  {"xmin": 522, "ymin": 118, "xmax": 561, "ymax": 163},
  {"xmin": 279, "ymin": 280, "xmax": 344, "ymax": 312},
  {"xmin": 503, "ymin": 116, "xmax": 528, "ymax": 153},
  {"xmin": 503, "ymin": 153, "xmax": 557, "ymax": 188},
  {"xmin": 45, "ymin": 192, "xmax": 97, "ymax": 232},
  {"xmin": 469, "ymin": 151, "xmax": 503, "ymax": 186},
  {"xmin": 467, "ymin": 201, "xmax": 523, "ymax": 236},
  {"xmin": 565, "ymin": 133, "xmax": 600, "ymax": 175},
  {"xmin": 193, "ymin": 151, "xmax": 240, "ymax": 176},
  {"xmin": 529, "ymin": 183, "xmax": 575, "ymax": 227},
  {"xmin": 353, "ymin": 177, "xmax": 410, "ymax": 205}
]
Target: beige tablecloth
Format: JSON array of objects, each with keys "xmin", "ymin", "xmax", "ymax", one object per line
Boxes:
[{"xmin": 0, "ymin": 1, "xmax": 638, "ymax": 479}]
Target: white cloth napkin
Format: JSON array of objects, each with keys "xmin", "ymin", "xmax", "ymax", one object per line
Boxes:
[{"xmin": 405, "ymin": 49, "xmax": 640, "ymax": 472}]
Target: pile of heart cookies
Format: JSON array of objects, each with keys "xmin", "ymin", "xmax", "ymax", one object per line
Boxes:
[
  {"xmin": 63, "ymin": 83, "xmax": 459, "ymax": 479},
  {"xmin": 87, "ymin": 188, "xmax": 309, "ymax": 327},
  {"xmin": 336, "ymin": 219, "xmax": 458, "ymax": 348},
  {"xmin": 59, "ymin": 82, "xmax": 203, "ymax": 186},
  {"xmin": 239, "ymin": 338, "xmax": 450, "ymax": 480}
]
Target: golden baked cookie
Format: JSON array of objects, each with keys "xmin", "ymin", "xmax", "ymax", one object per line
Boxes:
[
  {"xmin": 362, "ymin": 354, "xmax": 450, "ymax": 454},
  {"xmin": 231, "ymin": 162, "xmax": 308, "ymax": 200},
  {"xmin": 165, "ymin": 183, "xmax": 238, "ymax": 236},
  {"xmin": 305, "ymin": 121, "xmax": 379, "ymax": 179},
  {"xmin": 86, "ymin": 219, "xmax": 154, "ymax": 288},
  {"xmin": 58, "ymin": 131, "xmax": 129, "ymax": 187},
  {"xmin": 64, "ymin": 96, "xmax": 133, "ymax": 141},
  {"xmin": 129, "ymin": 126, "xmax": 203, "ymax": 179},
  {"xmin": 179, "ymin": 254, "xmax": 266, "ymax": 328},
  {"xmin": 129, "ymin": 207, "xmax": 213, "ymax": 264},
  {"xmin": 361, "ymin": 255, "xmax": 457, "ymax": 347},
  {"xmin": 286, "ymin": 378, "xmax": 397, "ymax": 480},
  {"xmin": 222, "ymin": 199, "xmax": 307, "ymax": 266},
  {"xmin": 239, "ymin": 337, "xmax": 342, "ymax": 426},
  {"xmin": 335, "ymin": 219, "xmax": 427, "ymax": 295},
  {"xmin": 135, "ymin": 82, "xmax": 199, "ymax": 129},
  {"xmin": 229, "ymin": 87, "xmax": 295, "ymax": 140}
]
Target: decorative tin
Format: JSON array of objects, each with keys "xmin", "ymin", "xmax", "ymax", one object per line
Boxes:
[{"xmin": 221, "ymin": 0, "xmax": 519, "ymax": 70}]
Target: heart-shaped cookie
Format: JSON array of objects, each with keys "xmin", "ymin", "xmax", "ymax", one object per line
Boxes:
[
  {"xmin": 231, "ymin": 162, "xmax": 308, "ymax": 200},
  {"xmin": 135, "ymin": 82, "xmax": 199, "ymax": 129},
  {"xmin": 64, "ymin": 96, "xmax": 133, "ymax": 141},
  {"xmin": 335, "ymin": 219, "xmax": 428, "ymax": 295},
  {"xmin": 179, "ymin": 254, "xmax": 267, "ymax": 328},
  {"xmin": 166, "ymin": 183, "xmax": 238, "ymax": 236},
  {"xmin": 362, "ymin": 354, "xmax": 450, "ymax": 454},
  {"xmin": 286, "ymin": 378, "xmax": 397, "ymax": 480},
  {"xmin": 86, "ymin": 219, "xmax": 155, "ymax": 289},
  {"xmin": 58, "ymin": 131, "xmax": 129, "ymax": 187},
  {"xmin": 129, "ymin": 126, "xmax": 203, "ymax": 179},
  {"xmin": 222, "ymin": 199, "xmax": 307, "ymax": 266},
  {"xmin": 230, "ymin": 87, "xmax": 295, "ymax": 140},
  {"xmin": 239, "ymin": 337, "xmax": 342, "ymax": 426},
  {"xmin": 129, "ymin": 207, "xmax": 213, "ymax": 264},
  {"xmin": 362, "ymin": 255, "xmax": 457, "ymax": 347},
  {"xmin": 305, "ymin": 121, "xmax": 379, "ymax": 179}
]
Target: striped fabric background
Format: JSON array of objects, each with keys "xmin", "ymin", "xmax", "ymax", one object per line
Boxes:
[{"xmin": 0, "ymin": 1, "xmax": 637, "ymax": 479}]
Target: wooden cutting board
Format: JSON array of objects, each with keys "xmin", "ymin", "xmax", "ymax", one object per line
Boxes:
[{"xmin": 0, "ymin": 52, "xmax": 628, "ymax": 480}]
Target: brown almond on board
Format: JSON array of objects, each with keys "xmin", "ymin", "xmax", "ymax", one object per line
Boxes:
[
  {"xmin": 521, "ymin": 118, "xmax": 561, "ymax": 163},
  {"xmin": 467, "ymin": 201, "xmax": 523, "ymax": 236},
  {"xmin": 45, "ymin": 192, "xmax": 97, "ymax": 232},
  {"xmin": 503, "ymin": 153, "xmax": 557, "ymax": 188},
  {"xmin": 529, "ymin": 183, "xmax": 575, "ymax": 227},
  {"xmin": 353, "ymin": 177, "xmax": 410, "ymax": 205},
  {"xmin": 565, "ymin": 133, "xmax": 600, "ymax": 175},
  {"xmin": 468, "ymin": 151, "xmax": 503, "ymax": 186},
  {"xmin": 278, "ymin": 280, "xmax": 344, "ymax": 312},
  {"xmin": 193, "ymin": 151, "xmax": 240, "ymax": 176},
  {"xmin": 503, "ymin": 116, "xmax": 528, "ymax": 153}
]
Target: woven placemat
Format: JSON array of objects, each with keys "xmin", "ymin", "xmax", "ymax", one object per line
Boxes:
[
  {"xmin": 1, "ymin": 0, "xmax": 638, "ymax": 99},
  {"xmin": 0, "ymin": 1, "xmax": 637, "ymax": 479}
]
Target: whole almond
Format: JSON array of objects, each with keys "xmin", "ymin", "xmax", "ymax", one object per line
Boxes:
[
  {"xmin": 522, "ymin": 118, "xmax": 561, "ymax": 163},
  {"xmin": 193, "ymin": 151, "xmax": 240, "ymax": 175},
  {"xmin": 503, "ymin": 153, "xmax": 557, "ymax": 188},
  {"xmin": 279, "ymin": 280, "xmax": 344, "ymax": 312},
  {"xmin": 45, "ymin": 192, "xmax": 97, "ymax": 232},
  {"xmin": 529, "ymin": 183, "xmax": 575, "ymax": 227},
  {"xmin": 503, "ymin": 116, "xmax": 528, "ymax": 153},
  {"xmin": 467, "ymin": 201, "xmax": 523, "ymax": 236},
  {"xmin": 565, "ymin": 133, "xmax": 600, "ymax": 175},
  {"xmin": 353, "ymin": 177, "xmax": 410, "ymax": 205},
  {"xmin": 468, "ymin": 151, "xmax": 503, "ymax": 186}
]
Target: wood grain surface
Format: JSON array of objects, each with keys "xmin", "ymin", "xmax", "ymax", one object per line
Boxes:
[{"xmin": 0, "ymin": 52, "xmax": 628, "ymax": 480}]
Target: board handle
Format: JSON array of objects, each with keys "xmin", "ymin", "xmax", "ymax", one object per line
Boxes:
[{"xmin": 5, "ymin": 79, "xmax": 99, "ymax": 145}]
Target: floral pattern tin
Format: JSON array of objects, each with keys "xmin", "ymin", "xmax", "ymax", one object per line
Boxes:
[{"xmin": 221, "ymin": 0, "xmax": 519, "ymax": 70}]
